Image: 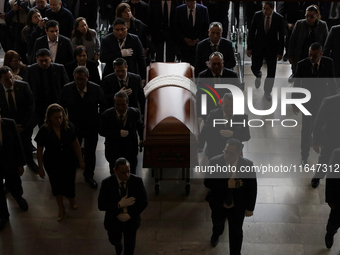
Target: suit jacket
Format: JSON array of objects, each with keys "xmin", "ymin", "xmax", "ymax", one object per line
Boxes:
[
  {"xmin": 98, "ymin": 174, "xmax": 148, "ymax": 230},
  {"xmin": 148, "ymin": 0, "xmax": 181, "ymax": 43},
  {"xmin": 0, "ymin": 118, "xmax": 26, "ymax": 170},
  {"xmin": 60, "ymin": 81, "xmax": 107, "ymax": 134},
  {"xmin": 277, "ymin": 2, "xmax": 318, "ymax": 25},
  {"xmin": 65, "ymin": 60, "xmax": 101, "ymax": 85},
  {"xmin": 33, "ymin": 35, "xmax": 74, "ymax": 66},
  {"xmin": 324, "ymin": 25, "xmax": 340, "ymax": 77},
  {"xmin": 247, "ymin": 11, "xmax": 284, "ymax": 56},
  {"xmin": 293, "ymin": 56, "xmax": 337, "ymax": 114},
  {"xmin": 0, "ymin": 81, "xmax": 34, "ymax": 129},
  {"xmin": 313, "ymin": 94, "xmax": 340, "ymax": 150},
  {"xmin": 288, "ymin": 19, "xmax": 328, "ymax": 62},
  {"xmin": 175, "ymin": 3, "xmax": 210, "ymax": 47},
  {"xmin": 195, "ymin": 37, "xmax": 236, "ymax": 76},
  {"xmin": 46, "ymin": 6, "xmax": 75, "ymax": 38},
  {"xmin": 24, "ymin": 63, "xmax": 69, "ymax": 119},
  {"xmin": 68, "ymin": 0, "xmax": 98, "ymax": 29},
  {"xmin": 326, "ymin": 148, "xmax": 340, "ymax": 205},
  {"xmin": 199, "ymin": 108, "xmax": 250, "ymax": 159},
  {"xmin": 204, "ymin": 155, "xmax": 257, "ymax": 211},
  {"xmin": 99, "ymin": 107, "xmax": 144, "ymax": 161},
  {"xmin": 101, "ymin": 72, "xmax": 145, "ymax": 113},
  {"xmin": 100, "ymin": 33, "xmax": 146, "ymax": 79}
]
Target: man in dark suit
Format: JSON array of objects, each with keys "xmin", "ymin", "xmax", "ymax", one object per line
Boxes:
[
  {"xmin": 197, "ymin": 52, "xmax": 240, "ymax": 119},
  {"xmin": 324, "ymin": 25, "xmax": 340, "ymax": 78},
  {"xmin": 292, "ymin": 42, "xmax": 338, "ymax": 186},
  {"xmin": 67, "ymin": 0, "xmax": 98, "ymax": 29},
  {"xmin": 46, "ymin": 0, "xmax": 74, "ymax": 38},
  {"xmin": 61, "ymin": 66, "xmax": 106, "ymax": 189},
  {"xmin": 312, "ymin": 94, "xmax": 340, "ymax": 191},
  {"xmin": 33, "ymin": 20, "xmax": 74, "ymax": 67},
  {"xmin": 320, "ymin": 2, "xmax": 340, "ymax": 30},
  {"xmin": 195, "ymin": 22, "xmax": 235, "ymax": 77},
  {"xmin": 175, "ymin": 1, "xmax": 210, "ymax": 66},
  {"xmin": 148, "ymin": 0, "xmax": 181, "ymax": 62},
  {"xmin": 324, "ymin": 148, "xmax": 340, "ymax": 249},
  {"xmin": 0, "ymin": 66, "xmax": 37, "ymax": 172},
  {"xmin": 24, "ymin": 48, "xmax": 69, "ymax": 126},
  {"xmin": 99, "ymin": 91, "xmax": 143, "ymax": 175},
  {"xmin": 102, "ymin": 58, "xmax": 145, "ymax": 114},
  {"xmin": 100, "ymin": 18, "xmax": 146, "ymax": 81},
  {"xmin": 98, "ymin": 157, "xmax": 148, "ymax": 255},
  {"xmin": 0, "ymin": 115, "xmax": 28, "ymax": 230},
  {"xmin": 204, "ymin": 138, "xmax": 257, "ymax": 253},
  {"xmin": 247, "ymin": 1, "xmax": 284, "ymax": 101},
  {"xmin": 199, "ymin": 93, "xmax": 250, "ymax": 160}
]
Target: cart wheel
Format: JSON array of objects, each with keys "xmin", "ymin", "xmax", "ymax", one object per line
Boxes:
[
  {"xmin": 185, "ymin": 184, "xmax": 190, "ymax": 196},
  {"xmin": 155, "ymin": 184, "xmax": 160, "ymax": 196}
]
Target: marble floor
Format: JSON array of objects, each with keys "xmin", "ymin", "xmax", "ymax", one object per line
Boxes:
[{"xmin": 0, "ymin": 49, "xmax": 338, "ymax": 255}]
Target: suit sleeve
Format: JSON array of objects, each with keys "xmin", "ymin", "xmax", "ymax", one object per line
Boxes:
[
  {"xmin": 233, "ymin": 115, "xmax": 251, "ymax": 142},
  {"xmin": 20, "ymin": 83, "xmax": 35, "ymax": 129},
  {"xmin": 199, "ymin": 6, "xmax": 210, "ymax": 41},
  {"xmin": 223, "ymin": 41, "xmax": 236, "ymax": 69},
  {"xmin": 135, "ymin": 36, "xmax": 147, "ymax": 79},
  {"xmin": 128, "ymin": 177, "xmax": 148, "ymax": 218},
  {"xmin": 288, "ymin": 21, "xmax": 300, "ymax": 59},
  {"xmin": 61, "ymin": 65, "xmax": 70, "ymax": 87},
  {"xmin": 195, "ymin": 42, "xmax": 204, "ymax": 77},
  {"xmin": 198, "ymin": 110, "xmax": 214, "ymax": 149},
  {"xmin": 11, "ymin": 119, "xmax": 26, "ymax": 167},
  {"xmin": 136, "ymin": 76, "xmax": 146, "ymax": 115},
  {"xmin": 277, "ymin": 15, "xmax": 285, "ymax": 56},
  {"xmin": 66, "ymin": 40, "xmax": 74, "ymax": 65},
  {"xmin": 98, "ymin": 86, "xmax": 108, "ymax": 114},
  {"xmin": 244, "ymin": 167, "xmax": 257, "ymax": 211},
  {"xmin": 98, "ymin": 178, "xmax": 120, "ymax": 214},
  {"xmin": 100, "ymin": 36, "xmax": 122, "ymax": 64},
  {"xmin": 326, "ymin": 149, "xmax": 340, "ymax": 204},
  {"xmin": 135, "ymin": 108, "xmax": 144, "ymax": 141},
  {"xmin": 323, "ymin": 27, "xmax": 334, "ymax": 57}
]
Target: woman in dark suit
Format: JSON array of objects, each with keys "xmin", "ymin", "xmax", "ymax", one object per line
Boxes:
[
  {"xmin": 35, "ymin": 104, "xmax": 84, "ymax": 222},
  {"xmin": 65, "ymin": 45, "xmax": 101, "ymax": 85}
]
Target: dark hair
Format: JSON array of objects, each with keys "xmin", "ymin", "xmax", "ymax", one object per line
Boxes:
[
  {"xmin": 45, "ymin": 19, "xmax": 59, "ymax": 31},
  {"xmin": 72, "ymin": 17, "xmax": 92, "ymax": 45},
  {"xmin": 0, "ymin": 66, "xmax": 13, "ymax": 79},
  {"xmin": 263, "ymin": 1, "xmax": 274, "ymax": 9},
  {"xmin": 115, "ymin": 3, "xmax": 135, "ymax": 20},
  {"xmin": 36, "ymin": 48, "xmax": 51, "ymax": 58},
  {"xmin": 114, "ymin": 157, "xmax": 130, "ymax": 171},
  {"xmin": 73, "ymin": 45, "xmax": 87, "ymax": 59},
  {"xmin": 44, "ymin": 103, "xmax": 69, "ymax": 130},
  {"xmin": 113, "ymin": 58, "xmax": 127, "ymax": 67},
  {"xmin": 73, "ymin": 66, "xmax": 89, "ymax": 76},
  {"xmin": 114, "ymin": 91, "xmax": 129, "ymax": 103},
  {"xmin": 26, "ymin": 9, "xmax": 41, "ymax": 27},
  {"xmin": 113, "ymin": 18, "xmax": 127, "ymax": 27},
  {"xmin": 310, "ymin": 42, "xmax": 322, "ymax": 52},
  {"xmin": 306, "ymin": 5, "xmax": 319, "ymax": 14},
  {"xmin": 3, "ymin": 50, "xmax": 27, "ymax": 72},
  {"xmin": 226, "ymin": 138, "xmax": 243, "ymax": 152}
]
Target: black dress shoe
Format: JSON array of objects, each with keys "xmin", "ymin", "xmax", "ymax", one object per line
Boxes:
[
  {"xmin": 15, "ymin": 197, "xmax": 29, "ymax": 211},
  {"xmin": 115, "ymin": 241, "xmax": 123, "ymax": 255},
  {"xmin": 265, "ymin": 93, "xmax": 272, "ymax": 102},
  {"xmin": 85, "ymin": 178, "xmax": 98, "ymax": 189},
  {"xmin": 325, "ymin": 232, "xmax": 334, "ymax": 249},
  {"xmin": 211, "ymin": 234, "xmax": 219, "ymax": 247},
  {"xmin": 27, "ymin": 161, "xmax": 39, "ymax": 173},
  {"xmin": 311, "ymin": 178, "xmax": 320, "ymax": 188},
  {"xmin": 0, "ymin": 217, "xmax": 9, "ymax": 230},
  {"xmin": 255, "ymin": 77, "xmax": 261, "ymax": 89}
]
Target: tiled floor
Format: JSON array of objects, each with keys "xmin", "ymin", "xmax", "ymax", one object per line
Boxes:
[{"xmin": 0, "ymin": 49, "xmax": 337, "ymax": 255}]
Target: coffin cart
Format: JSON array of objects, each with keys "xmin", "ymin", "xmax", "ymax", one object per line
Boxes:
[{"xmin": 143, "ymin": 63, "xmax": 199, "ymax": 195}]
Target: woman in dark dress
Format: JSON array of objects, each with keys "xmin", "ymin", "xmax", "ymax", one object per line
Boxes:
[{"xmin": 35, "ymin": 104, "xmax": 84, "ymax": 222}]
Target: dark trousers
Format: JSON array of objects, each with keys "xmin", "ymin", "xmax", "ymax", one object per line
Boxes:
[
  {"xmin": 4, "ymin": 166, "xmax": 23, "ymax": 199},
  {"xmin": 326, "ymin": 205, "xmax": 340, "ymax": 236},
  {"xmin": 78, "ymin": 132, "xmax": 98, "ymax": 179},
  {"xmin": 180, "ymin": 45, "xmax": 196, "ymax": 67},
  {"xmin": 0, "ymin": 172, "xmax": 10, "ymax": 220},
  {"xmin": 20, "ymin": 126, "xmax": 34, "ymax": 164},
  {"xmin": 301, "ymin": 114, "xmax": 315, "ymax": 160},
  {"xmin": 108, "ymin": 219, "xmax": 139, "ymax": 255},
  {"xmin": 108, "ymin": 155, "xmax": 137, "ymax": 175},
  {"xmin": 251, "ymin": 51, "xmax": 277, "ymax": 94},
  {"xmin": 210, "ymin": 203, "xmax": 245, "ymax": 255},
  {"xmin": 153, "ymin": 37, "xmax": 176, "ymax": 62}
]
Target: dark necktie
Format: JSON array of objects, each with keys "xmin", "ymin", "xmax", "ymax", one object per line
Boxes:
[
  {"xmin": 313, "ymin": 63, "xmax": 318, "ymax": 77},
  {"xmin": 163, "ymin": 1, "xmax": 168, "ymax": 28},
  {"xmin": 120, "ymin": 182, "xmax": 126, "ymax": 197},
  {"xmin": 189, "ymin": 9, "xmax": 193, "ymax": 27},
  {"xmin": 265, "ymin": 16, "xmax": 270, "ymax": 33},
  {"xmin": 331, "ymin": 2, "xmax": 337, "ymax": 18},
  {"xmin": 119, "ymin": 115, "xmax": 125, "ymax": 127},
  {"xmin": 7, "ymin": 89, "xmax": 16, "ymax": 113},
  {"xmin": 211, "ymin": 44, "xmax": 218, "ymax": 52},
  {"xmin": 119, "ymin": 79, "xmax": 126, "ymax": 89}
]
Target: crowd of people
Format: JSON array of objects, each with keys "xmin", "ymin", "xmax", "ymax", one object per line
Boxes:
[{"xmin": 1, "ymin": 1, "xmax": 340, "ymax": 254}]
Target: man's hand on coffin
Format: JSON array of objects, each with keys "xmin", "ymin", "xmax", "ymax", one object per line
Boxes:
[
  {"xmin": 118, "ymin": 195, "xmax": 136, "ymax": 208},
  {"xmin": 220, "ymin": 129, "xmax": 233, "ymax": 138},
  {"xmin": 121, "ymin": 48, "xmax": 134, "ymax": 57},
  {"xmin": 117, "ymin": 213, "xmax": 131, "ymax": 222},
  {"xmin": 245, "ymin": 210, "xmax": 253, "ymax": 217},
  {"xmin": 120, "ymin": 130, "xmax": 129, "ymax": 137}
]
